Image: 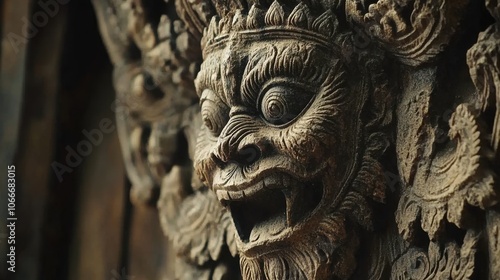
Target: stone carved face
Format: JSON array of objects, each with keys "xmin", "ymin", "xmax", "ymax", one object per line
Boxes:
[
  {"xmin": 194, "ymin": 37, "xmax": 370, "ymax": 278},
  {"xmin": 92, "ymin": 0, "xmax": 499, "ymax": 278}
]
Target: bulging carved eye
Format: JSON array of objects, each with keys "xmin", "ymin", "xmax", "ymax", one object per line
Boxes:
[
  {"xmin": 200, "ymin": 89, "xmax": 229, "ymax": 136},
  {"xmin": 259, "ymin": 85, "xmax": 313, "ymax": 125}
]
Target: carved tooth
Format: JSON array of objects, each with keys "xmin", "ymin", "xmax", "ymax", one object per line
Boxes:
[
  {"xmin": 216, "ymin": 190, "xmax": 230, "ymax": 202},
  {"xmin": 263, "ymin": 175, "xmax": 280, "ymax": 189},
  {"xmin": 282, "ymin": 182, "xmax": 305, "ymax": 227},
  {"xmin": 265, "ymin": 0, "xmax": 286, "ymax": 26},
  {"xmin": 287, "ymin": 2, "xmax": 311, "ymax": 28},
  {"xmin": 312, "ymin": 9, "xmax": 338, "ymax": 37},
  {"xmin": 247, "ymin": 5, "xmax": 265, "ymax": 29},
  {"xmin": 228, "ymin": 190, "xmax": 243, "ymax": 200},
  {"xmin": 244, "ymin": 181, "xmax": 264, "ymax": 198}
]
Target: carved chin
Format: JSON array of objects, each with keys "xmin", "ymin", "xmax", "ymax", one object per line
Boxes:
[{"xmin": 238, "ymin": 213, "xmax": 359, "ymax": 280}]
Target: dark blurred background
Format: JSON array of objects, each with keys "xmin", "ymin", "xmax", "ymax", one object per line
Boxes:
[{"xmin": 0, "ymin": 1, "xmax": 172, "ymax": 279}]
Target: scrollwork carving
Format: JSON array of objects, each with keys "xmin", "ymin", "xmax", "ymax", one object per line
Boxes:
[
  {"xmin": 396, "ymin": 103, "xmax": 497, "ymax": 241},
  {"xmin": 346, "ymin": 0, "xmax": 469, "ymax": 66},
  {"xmin": 391, "ymin": 230, "xmax": 480, "ymax": 280}
]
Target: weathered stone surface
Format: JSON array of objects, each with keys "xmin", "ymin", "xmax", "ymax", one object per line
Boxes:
[{"xmin": 93, "ymin": 0, "xmax": 500, "ymax": 279}]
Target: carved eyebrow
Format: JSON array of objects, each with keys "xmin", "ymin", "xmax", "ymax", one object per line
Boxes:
[
  {"xmin": 240, "ymin": 44, "xmax": 327, "ymax": 106},
  {"xmin": 195, "ymin": 62, "xmax": 213, "ymax": 95},
  {"xmin": 195, "ymin": 56, "xmax": 227, "ymax": 104}
]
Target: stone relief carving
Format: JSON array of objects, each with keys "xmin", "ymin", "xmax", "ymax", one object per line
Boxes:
[{"xmin": 92, "ymin": 0, "xmax": 500, "ymax": 279}]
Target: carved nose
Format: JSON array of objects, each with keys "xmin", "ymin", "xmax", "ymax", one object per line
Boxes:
[
  {"xmin": 212, "ymin": 140, "xmax": 262, "ymax": 167},
  {"xmin": 211, "ymin": 115, "xmax": 264, "ymax": 166}
]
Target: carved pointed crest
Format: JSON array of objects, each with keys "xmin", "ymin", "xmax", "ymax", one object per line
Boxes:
[{"xmin": 201, "ymin": 1, "xmax": 343, "ymax": 52}]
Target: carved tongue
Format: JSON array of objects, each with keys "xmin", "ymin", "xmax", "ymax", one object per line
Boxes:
[
  {"xmin": 231, "ymin": 188, "xmax": 287, "ymax": 243},
  {"xmin": 250, "ymin": 209, "xmax": 286, "ymax": 242}
]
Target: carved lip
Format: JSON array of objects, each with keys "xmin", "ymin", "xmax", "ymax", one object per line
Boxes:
[
  {"xmin": 217, "ymin": 172, "xmax": 323, "ymax": 248},
  {"xmin": 211, "ymin": 159, "xmax": 327, "ymax": 193}
]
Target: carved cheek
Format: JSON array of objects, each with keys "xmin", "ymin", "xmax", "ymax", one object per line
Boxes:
[
  {"xmin": 194, "ymin": 126, "xmax": 219, "ymax": 185},
  {"xmin": 272, "ymin": 95, "xmax": 346, "ymax": 167},
  {"xmin": 274, "ymin": 117, "xmax": 339, "ymax": 167}
]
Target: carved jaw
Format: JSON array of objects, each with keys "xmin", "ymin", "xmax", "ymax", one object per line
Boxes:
[
  {"xmin": 206, "ymin": 136, "xmax": 360, "ymax": 257},
  {"xmin": 207, "ymin": 158, "xmax": 368, "ymax": 279},
  {"xmin": 221, "ymin": 153, "xmax": 380, "ymax": 279},
  {"xmin": 214, "ymin": 171, "xmax": 325, "ymax": 253}
]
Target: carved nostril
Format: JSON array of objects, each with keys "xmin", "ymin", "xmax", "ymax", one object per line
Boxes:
[
  {"xmin": 211, "ymin": 143, "xmax": 262, "ymax": 167},
  {"xmin": 235, "ymin": 144, "xmax": 262, "ymax": 165},
  {"xmin": 211, "ymin": 152, "xmax": 226, "ymax": 168}
]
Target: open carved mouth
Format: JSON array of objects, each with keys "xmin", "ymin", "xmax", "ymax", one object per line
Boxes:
[{"xmin": 221, "ymin": 175, "xmax": 324, "ymax": 244}]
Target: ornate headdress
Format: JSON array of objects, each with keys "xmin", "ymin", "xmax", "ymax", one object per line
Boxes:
[
  {"xmin": 200, "ymin": 1, "xmax": 345, "ymax": 53},
  {"xmin": 177, "ymin": 0, "xmax": 352, "ymax": 53}
]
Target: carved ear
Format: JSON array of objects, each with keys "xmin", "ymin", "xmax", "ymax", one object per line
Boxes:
[{"xmin": 345, "ymin": 0, "xmax": 469, "ymax": 66}]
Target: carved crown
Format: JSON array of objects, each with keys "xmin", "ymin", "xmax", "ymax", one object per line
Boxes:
[{"xmin": 201, "ymin": 1, "xmax": 345, "ymax": 53}]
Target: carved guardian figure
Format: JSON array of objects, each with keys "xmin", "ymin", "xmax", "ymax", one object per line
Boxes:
[
  {"xmin": 92, "ymin": 0, "xmax": 500, "ymax": 279},
  {"xmin": 193, "ymin": 2, "xmax": 390, "ymax": 278}
]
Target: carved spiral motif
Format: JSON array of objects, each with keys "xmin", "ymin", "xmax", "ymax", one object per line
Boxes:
[
  {"xmin": 201, "ymin": 89, "xmax": 229, "ymax": 136},
  {"xmin": 258, "ymin": 84, "xmax": 315, "ymax": 126}
]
